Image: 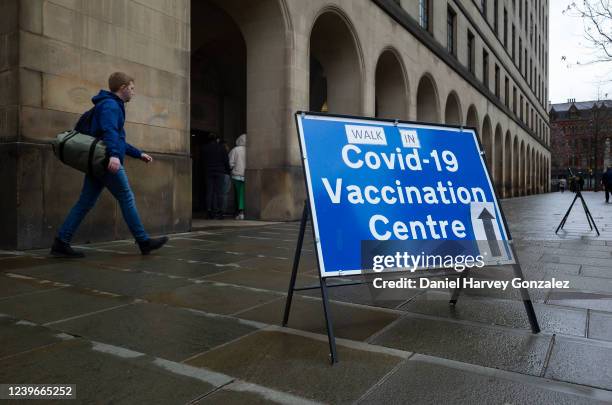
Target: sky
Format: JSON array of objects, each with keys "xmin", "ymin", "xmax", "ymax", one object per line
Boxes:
[{"xmin": 549, "ymin": 2, "xmax": 612, "ymax": 104}]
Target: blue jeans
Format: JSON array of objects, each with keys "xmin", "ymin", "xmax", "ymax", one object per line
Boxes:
[{"xmin": 58, "ymin": 168, "xmax": 148, "ymax": 243}]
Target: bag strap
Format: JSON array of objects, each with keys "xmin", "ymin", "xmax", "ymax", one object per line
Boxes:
[
  {"xmin": 87, "ymin": 137, "xmax": 102, "ymax": 175},
  {"xmin": 75, "ymin": 106, "xmax": 96, "ymax": 135},
  {"xmin": 58, "ymin": 131, "xmax": 79, "ymax": 163}
]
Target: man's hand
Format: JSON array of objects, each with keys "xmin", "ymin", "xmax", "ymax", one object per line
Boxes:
[
  {"xmin": 140, "ymin": 153, "xmax": 153, "ymax": 163},
  {"xmin": 107, "ymin": 157, "xmax": 121, "ymax": 174}
]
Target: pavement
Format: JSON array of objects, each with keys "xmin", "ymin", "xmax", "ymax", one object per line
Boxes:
[{"xmin": 1, "ymin": 191, "xmax": 612, "ymax": 404}]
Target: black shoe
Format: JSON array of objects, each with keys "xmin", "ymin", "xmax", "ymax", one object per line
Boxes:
[
  {"xmin": 50, "ymin": 237, "xmax": 85, "ymax": 258},
  {"xmin": 138, "ymin": 236, "xmax": 169, "ymax": 255}
]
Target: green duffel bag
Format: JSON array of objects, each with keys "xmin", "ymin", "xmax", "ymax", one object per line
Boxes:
[{"xmin": 51, "ymin": 130, "xmax": 108, "ymax": 179}]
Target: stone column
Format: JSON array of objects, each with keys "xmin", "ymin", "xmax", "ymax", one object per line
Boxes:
[{"xmin": 0, "ymin": 0, "xmax": 192, "ymax": 249}]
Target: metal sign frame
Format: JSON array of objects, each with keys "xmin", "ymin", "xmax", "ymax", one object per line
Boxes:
[{"xmin": 283, "ymin": 112, "xmax": 540, "ymax": 364}]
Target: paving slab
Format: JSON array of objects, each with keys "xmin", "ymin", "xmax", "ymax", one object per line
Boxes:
[
  {"xmin": 540, "ymin": 254, "xmax": 612, "ymax": 269},
  {"xmin": 298, "ymin": 280, "xmax": 424, "ymax": 309},
  {"xmin": 235, "ymin": 255, "xmax": 318, "ymax": 274},
  {"xmin": 188, "ymin": 241, "xmax": 297, "ymax": 256},
  {"xmin": 97, "ymin": 256, "xmax": 233, "ymax": 279},
  {"xmin": 0, "ymin": 338, "xmax": 221, "ymax": 404},
  {"xmin": 161, "ymin": 250, "xmax": 252, "ymax": 265},
  {"xmin": 588, "ymin": 311, "xmax": 612, "ymax": 342},
  {"xmin": 51, "ymin": 302, "xmax": 260, "ymax": 362},
  {"xmin": 144, "ymin": 282, "xmax": 282, "ymax": 315},
  {"xmin": 11, "ymin": 262, "xmax": 193, "ymax": 298},
  {"xmin": 357, "ymin": 357, "xmax": 608, "ymax": 405},
  {"xmin": 78, "ymin": 241, "xmax": 146, "ymax": 254},
  {"xmin": 546, "ymin": 274, "xmax": 612, "ymax": 294},
  {"xmin": 544, "ymin": 337, "xmax": 612, "ymax": 390},
  {"xmin": 0, "ymin": 256, "xmax": 52, "ymax": 272},
  {"xmin": 400, "ymin": 291, "xmax": 587, "ymax": 336},
  {"xmin": 195, "ymin": 381, "xmax": 319, "ymax": 405},
  {"xmin": 522, "ymin": 246, "xmax": 612, "ymax": 259},
  {"xmin": 53, "ymin": 246, "xmax": 137, "ymax": 260},
  {"xmin": 203, "ymin": 267, "xmax": 320, "ymax": 292},
  {"xmin": 196, "ymin": 389, "xmax": 282, "ymax": 404},
  {"xmin": 421, "ymin": 275, "xmax": 551, "ymax": 303},
  {"xmin": 0, "ymin": 273, "xmax": 62, "ymax": 298},
  {"xmin": 237, "ymin": 295, "xmax": 400, "ymax": 341},
  {"xmin": 189, "ymin": 233, "xmax": 271, "ymax": 243},
  {"xmin": 559, "ymin": 241, "xmax": 612, "ymax": 252},
  {"xmin": 186, "ymin": 330, "xmax": 403, "ymax": 404},
  {"xmin": 0, "ymin": 286, "xmax": 132, "ymax": 325},
  {"xmin": 0, "ymin": 316, "xmax": 66, "ymax": 359},
  {"xmin": 523, "ymin": 262, "xmax": 582, "ymax": 276},
  {"xmin": 370, "ymin": 314, "xmax": 551, "ymax": 375},
  {"xmin": 547, "ymin": 291, "xmax": 612, "ymax": 312},
  {"xmin": 582, "ymin": 266, "xmax": 612, "ymax": 279}
]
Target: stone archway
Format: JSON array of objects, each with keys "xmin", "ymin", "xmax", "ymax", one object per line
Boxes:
[
  {"xmin": 504, "ymin": 131, "xmax": 512, "ymax": 198},
  {"xmin": 375, "ymin": 49, "xmax": 408, "ymax": 119},
  {"xmin": 466, "ymin": 105, "xmax": 479, "ymax": 137},
  {"xmin": 537, "ymin": 152, "xmax": 543, "ymax": 193},
  {"xmin": 530, "ymin": 148, "xmax": 536, "ymax": 194},
  {"xmin": 310, "ymin": 10, "xmax": 363, "ymax": 115},
  {"xmin": 444, "ymin": 91, "xmax": 462, "ymax": 125},
  {"xmin": 482, "ymin": 115, "xmax": 493, "ymax": 174},
  {"xmin": 526, "ymin": 145, "xmax": 532, "ymax": 194},
  {"xmin": 416, "ymin": 74, "xmax": 440, "ymax": 123},
  {"xmin": 512, "ymin": 136, "xmax": 519, "ymax": 197},
  {"xmin": 193, "ymin": 0, "xmax": 299, "ymax": 220},
  {"xmin": 191, "ymin": 1, "xmax": 247, "ymax": 214},
  {"xmin": 494, "ymin": 124, "xmax": 503, "ymax": 196},
  {"xmin": 519, "ymin": 140, "xmax": 525, "ymax": 196}
]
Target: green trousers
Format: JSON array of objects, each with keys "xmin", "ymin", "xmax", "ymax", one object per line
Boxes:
[{"xmin": 232, "ymin": 179, "xmax": 245, "ymax": 211}]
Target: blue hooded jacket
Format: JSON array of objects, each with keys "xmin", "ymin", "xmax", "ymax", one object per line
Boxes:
[{"xmin": 79, "ymin": 90, "xmax": 142, "ymax": 163}]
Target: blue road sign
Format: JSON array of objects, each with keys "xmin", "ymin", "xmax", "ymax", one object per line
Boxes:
[{"xmin": 296, "ymin": 113, "xmax": 515, "ymax": 278}]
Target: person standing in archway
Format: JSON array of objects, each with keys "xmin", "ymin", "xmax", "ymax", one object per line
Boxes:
[
  {"xmin": 203, "ymin": 134, "xmax": 231, "ymax": 219},
  {"xmin": 51, "ymin": 72, "xmax": 168, "ymax": 257},
  {"xmin": 602, "ymin": 167, "xmax": 612, "ymax": 203},
  {"xmin": 229, "ymin": 134, "xmax": 246, "ymax": 220},
  {"xmin": 559, "ymin": 177, "xmax": 567, "ymax": 193}
]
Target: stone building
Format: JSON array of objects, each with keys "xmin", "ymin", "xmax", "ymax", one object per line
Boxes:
[
  {"xmin": 549, "ymin": 99, "xmax": 612, "ymax": 189},
  {"xmin": 0, "ymin": 0, "xmax": 550, "ymax": 249}
]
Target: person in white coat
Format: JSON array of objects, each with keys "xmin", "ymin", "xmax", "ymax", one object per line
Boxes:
[{"xmin": 229, "ymin": 134, "xmax": 246, "ymax": 219}]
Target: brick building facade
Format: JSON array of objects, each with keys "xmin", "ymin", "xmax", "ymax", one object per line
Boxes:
[{"xmin": 549, "ymin": 100, "xmax": 612, "ymax": 189}]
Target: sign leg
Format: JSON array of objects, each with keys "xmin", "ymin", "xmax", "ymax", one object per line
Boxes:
[
  {"xmin": 578, "ymin": 193, "xmax": 594, "ymax": 230},
  {"xmin": 320, "ymin": 278, "xmax": 339, "ymax": 364},
  {"xmin": 282, "ymin": 201, "xmax": 309, "ymax": 327},
  {"xmin": 449, "ymin": 270, "xmax": 470, "ymax": 306},
  {"xmin": 513, "ymin": 264, "xmax": 541, "ymax": 333},
  {"xmin": 555, "ymin": 193, "xmax": 579, "ymax": 233},
  {"xmin": 579, "ymin": 193, "xmax": 600, "ymax": 236}
]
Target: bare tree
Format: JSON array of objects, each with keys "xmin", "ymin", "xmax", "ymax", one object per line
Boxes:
[
  {"xmin": 563, "ymin": 1, "xmax": 612, "ymax": 65},
  {"xmin": 559, "ymin": 3, "xmax": 612, "ymax": 188}
]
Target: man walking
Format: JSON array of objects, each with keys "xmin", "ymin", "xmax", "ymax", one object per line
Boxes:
[
  {"xmin": 51, "ymin": 72, "xmax": 168, "ymax": 257},
  {"xmin": 602, "ymin": 167, "xmax": 612, "ymax": 203}
]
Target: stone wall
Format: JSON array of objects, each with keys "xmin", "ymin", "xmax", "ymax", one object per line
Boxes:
[{"xmin": 0, "ymin": 0, "xmax": 191, "ymax": 249}]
